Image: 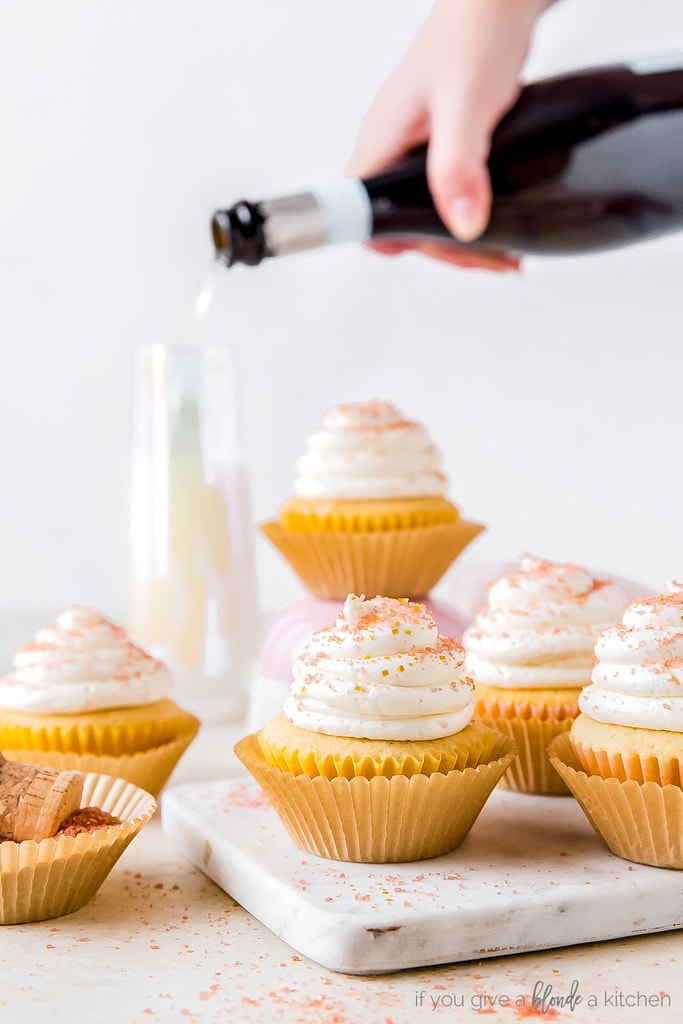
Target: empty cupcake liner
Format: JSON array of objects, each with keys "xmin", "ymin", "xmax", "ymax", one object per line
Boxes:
[
  {"xmin": 260, "ymin": 519, "xmax": 484, "ymax": 600},
  {"xmin": 234, "ymin": 731, "xmax": 517, "ymax": 863},
  {"xmin": 549, "ymin": 733, "xmax": 683, "ymax": 869},
  {"xmin": 0, "ymin": 772, "xmax": 156, "ymax": 925}
]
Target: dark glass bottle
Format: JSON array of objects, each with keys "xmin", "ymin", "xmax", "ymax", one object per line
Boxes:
[{"xmin": 211, "ymin": 56, "xmax": 683, "ymax": 267}]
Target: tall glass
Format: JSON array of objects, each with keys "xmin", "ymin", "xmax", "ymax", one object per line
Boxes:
[{"xmin": 126, "ymin": 343, "xmax": 258, "ymax": 720}]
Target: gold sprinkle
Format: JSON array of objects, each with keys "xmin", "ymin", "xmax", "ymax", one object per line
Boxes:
[
  {"xmin": 382, "ymin": 669, "xmax": 389, "ymax": 677},
  {"xmin": 397, "ymin": 665, "xmax": 405, "ymax": 673}
]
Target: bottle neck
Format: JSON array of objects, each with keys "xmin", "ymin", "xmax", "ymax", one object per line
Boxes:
[{"xmin": 212, "ymin": 179, "xmax": 372, "ymax": 267}]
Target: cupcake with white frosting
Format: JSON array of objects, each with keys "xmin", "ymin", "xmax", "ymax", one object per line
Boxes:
[
  {"xmin": 571, "ymin": 584, "xmax": 683, "ymax": 785},
  {"xmin": 261, "ymin": 400, "xmax": 484, "ymax": 600},
  {"xmin": 550, "ymin": 583, "xmax": 683, "ymax": 868},
  {"xmin": 0, "ymin": 607, "xmax": 199, "ymax": 796},
  {"xmin": 463, "ymin": 556, "xmax": 626, "ymax": 794},
  {"xmin": 235, "ymin": 594, "xmax": 517, "ymax": 863}
]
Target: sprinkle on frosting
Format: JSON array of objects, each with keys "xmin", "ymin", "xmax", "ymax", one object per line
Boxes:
[
  {"xmin": 0, "ymin": 607, "xmax": 173, "ymax": 714},
  {"xmin": 283, "ymin": 594, "xmax": 475, "ymax": 741},
  {"xmin": 579, "ymin": 581, "xmax": 683, "ymax": 730},
  {"xmin": 462, "ymin": 556, "xmax": 626, "ymax": 690},
  {"xmin": 293, "ymin": 400, "xmax": 449, "ymax": 500}
]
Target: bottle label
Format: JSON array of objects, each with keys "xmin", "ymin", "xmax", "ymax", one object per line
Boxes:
[
  {"xmin": 629, "ymin": 53, "xmax": 683, "ymax": 74},
  {"xmin": 311, "ymin": 180, "xmax": 373, "ymax": 246}
]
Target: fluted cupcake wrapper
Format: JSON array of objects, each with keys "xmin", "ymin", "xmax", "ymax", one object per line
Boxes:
[
  {"xmin": 234, "ymin": 732, "xmax": 517, "ymax": 863},
  {"xmin": 2, "ymin": 724, "xmax": 199, "ymax": 798},
  {"xmin": 475, "ymin": 715, "xmax": 573, "ymax": 795},
  {"xmin": 260, "ymin": 519, "xmax": 484, "ymax": 600},
  {"xmin": 0, "ymin": 773, "xmax": 156, "ymax": 925},
  {"xmin": 549, "ymin": 734, "xmax": 683, "ymax": 870}
]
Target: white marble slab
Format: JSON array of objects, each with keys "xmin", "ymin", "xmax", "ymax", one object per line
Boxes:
[{"xmin": 161, "ymin": 778, "xmax": 683, "ymax": 975}]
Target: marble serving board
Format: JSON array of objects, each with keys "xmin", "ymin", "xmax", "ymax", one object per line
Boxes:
[{"xmin": 161, "ymin": 778, "xmax": 683, "ymax": 975}]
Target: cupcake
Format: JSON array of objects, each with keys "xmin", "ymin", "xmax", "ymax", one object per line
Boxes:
[
  {"xmin": 0, "ymin": 607, "xmax": 199, "ymax": 796},
  {"xmin": 260, "ymin": 400, "xmax": 484, "ymax": 600},
  {"xmin": 0, "ymin": 754, "xmax": 156, "ymax": 924},
  {"xmin": 248, "ymin": 593, "xmax": 468, "ymax": 732},
  {"xmin": 550, "ymin": 583, "xmax": 683, "ymax": 868},
  {"xmin": 462, "ymin": 556, "xmax": 626, "ymax": 795},
  {"xmin": 235, "ymin": 594, "xmax": 517, "ymax": 863}
]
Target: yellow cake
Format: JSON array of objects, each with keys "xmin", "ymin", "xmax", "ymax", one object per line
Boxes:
[
  {"xmin": 278, "ymin": 495, "xmax": 460, "ymax": 532},
  {"xmin": 550, "ymin": 585, "xmax": 683, "ymax": 868},
  {"xmin": 235, "ymin": 594, "xmax": 517, "ymax": 863},
  {"xmin": 0, "ymin": 607, "xmax": 199, "ymax": 796},
  {"xmin": 258, "ymin": 711, "xmax": 502, "ymax": 780},
  {"xmin": 463, "ymin": 556, "xmax": 626, "ymax": 795},
  {"xmin": 569, "ymin": 714, "xmax": 683, "ymax": 787},
  {"xmin": 261, "ymin": 400, "xmax": 484, "ymax": 599}
]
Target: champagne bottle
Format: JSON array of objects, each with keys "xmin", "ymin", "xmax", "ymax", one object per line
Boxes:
[{"xmin": 211, "ymin": 56, "xmax": 683, "ymax": 267}]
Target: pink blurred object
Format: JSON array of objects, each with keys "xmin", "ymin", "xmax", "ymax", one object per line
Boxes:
[{"xmin": 247, "ymin": 595, "xmax": 468, "ymax": 732}]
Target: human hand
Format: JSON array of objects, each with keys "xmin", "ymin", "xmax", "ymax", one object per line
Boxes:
[{"xmin": 347, "ymin": 0, "xmax": 552, "ymax": 256}]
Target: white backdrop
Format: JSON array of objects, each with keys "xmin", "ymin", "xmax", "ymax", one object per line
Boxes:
[{"xmin": 1, "ymin": 0, "xmax": 682, "ymax": 619}]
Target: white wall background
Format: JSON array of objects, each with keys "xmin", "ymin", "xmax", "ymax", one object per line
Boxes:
[{"xmin": 1, "ymin": 0, "xmax": 682, "ymax": 620}]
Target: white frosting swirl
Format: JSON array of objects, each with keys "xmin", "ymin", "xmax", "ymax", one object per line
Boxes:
[
  {"xmin": 463, "ymin": 556, "xmax": 626, "ymax": 689},
  {"xmin": 284, "ymin": 594, "xmax": 474, "ymax": 740},
  {"xmin": 293, "ymin": 400, "xmax": 449, "ymax": 500},
  {"xmin": 0, "ymin": 606, "xmax": 173, "ymax": 713},
  {"xmin": 579, "ymin": 582, "xmax": 683, "ymax": 730}
]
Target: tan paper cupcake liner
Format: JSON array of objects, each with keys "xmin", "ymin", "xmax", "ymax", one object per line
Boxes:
[
  {"xmin": 260, "ymin": 519, "xmax": 484, "ymax": 600},
  {"xmin": 234, "ymin": 731, "xmax": 517, "ymax": 863},
  {"xmin": 549, "ymin": 734, "xmax": 683, "ymax": 869},
  {"xmin": 476, "ymin": 714, "xmax": 573, "ymax": 795},
  {"xmin": 2, "ymin": 724, "xmax": 199, "ymax": 797},
  {"xmin": 0, "ymin": 772, "xmax": 156, "ymax": 925}
]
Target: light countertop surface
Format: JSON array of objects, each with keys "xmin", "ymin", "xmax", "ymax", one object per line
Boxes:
[
  {"xmin": 1, "ymin": 719, "xmax": 682, "ymax": 1024},
  {"xmin": 1, "ymin": 610, "xmax": 682, "ymax": 1023}
]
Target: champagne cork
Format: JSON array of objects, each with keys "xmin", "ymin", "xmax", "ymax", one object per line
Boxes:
[{"xmin": 0, "ymin": 753, "xmax": 84, "ymax": 842}]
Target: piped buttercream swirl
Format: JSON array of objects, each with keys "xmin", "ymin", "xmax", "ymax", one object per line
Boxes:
[
  {"xmin": 463, "ymin": 556, "xmax": 626, "ymax": 689},
  {"xmin": 0, "ymin": 606, "xmax": 173, "ymax": 713},
  {"xmin": 579, "ymin": 582, "xmax": 683, "ymax": 730},
  {"xmin": 283, "ymin": 594, "xmax": 474, "ymax": 740},
  {"xmin": 293, "ymin": 399, "xmax": 449, "ymax": 500}
]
